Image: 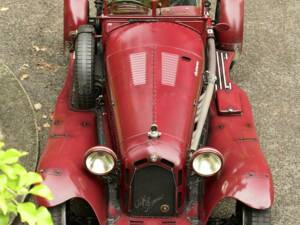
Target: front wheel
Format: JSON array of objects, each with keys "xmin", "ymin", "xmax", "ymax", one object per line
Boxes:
[
  {"xmin": 49, "ymin": 199, "xmax": 98, "ymax": 225},
  {"xmin": 236, "ymin": 202, "xmax": 271, "ymax": 225},
  {"xmin": 72, "ymin": 25, "xmax": 96, "ymax": 110},
  {"xmin": 49, "ymin": 204, "xmax": 67, "ymax": 225}
]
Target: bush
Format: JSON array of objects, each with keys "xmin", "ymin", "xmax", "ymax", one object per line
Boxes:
[{"xmin": 0, "ymin": 142, "xmax": 53, "ymax": 225}]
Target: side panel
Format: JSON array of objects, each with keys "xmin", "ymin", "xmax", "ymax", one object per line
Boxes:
[
  {"xmin": 64, "ymin": 0, "xmax": 89, "ymax": 44},
  {"xmin": 200, "ymin": 52, "xmax": 274, "ymax": 223},
  {"xmin": 37, "ymin": 54, "xmax": 108, "ymax": 224},
  {"xmin": 215, "ymin": 0, "xmax": 244, "ymax": 52}
]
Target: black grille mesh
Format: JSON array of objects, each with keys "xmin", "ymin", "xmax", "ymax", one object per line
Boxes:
[{"xmin": 131, "ymin": 165, "xmax": 175, "ymax": 217}]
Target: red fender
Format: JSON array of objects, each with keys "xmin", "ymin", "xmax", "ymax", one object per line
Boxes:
[
  {"xmin": 199, "ymin": 52, "xmax": 274, "ymax": 223},
  {"xmin": 215, "ymin": 0, "xmax": 244, "ymax": 53},
  {"xmin": 64, "ymin": 0, "xmax": 89, "ymax": 45},
  {"xmin": 36, "ymin": 54, "xmax": 108, "ymax": 224}
]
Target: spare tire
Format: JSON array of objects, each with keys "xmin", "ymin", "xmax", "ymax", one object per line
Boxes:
[{"xmin": 72, "ymin": 25, "xmax": 96, "ymax": 110}]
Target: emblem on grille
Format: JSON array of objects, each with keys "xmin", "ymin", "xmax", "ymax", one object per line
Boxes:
[
  {"xmin": 134, "ymin": 195, "xmax": 164, "ymax": 213},
  {"xmin": 160, "ymin": 204, "xmax": 170, "ymax": 213},
  {"xmin": 149, "ymin": 153, "xmax": 159, "ymax": 162}
]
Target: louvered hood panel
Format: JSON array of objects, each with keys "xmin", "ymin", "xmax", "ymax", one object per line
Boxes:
[{"xmin": 105, "ymin": 22, "xmax": 205, "ymax": 154}]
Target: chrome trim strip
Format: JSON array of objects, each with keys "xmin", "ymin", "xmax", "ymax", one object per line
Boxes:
[
  {"xmin": 216, "ymin": 51, "xmax": 223, "ymax": 90},
  {"xmin": 221, "ymin": 52, "xmax": 232, "ymax": 90}
]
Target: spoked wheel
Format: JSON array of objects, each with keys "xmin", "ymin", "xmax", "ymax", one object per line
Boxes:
[
  {"xmin": 72, "ymin": 25, "xmax": 96, "ymax": 110},
  {"xmin": 236, "ymin": 202, "xmax": 271, "ymax": 225}
]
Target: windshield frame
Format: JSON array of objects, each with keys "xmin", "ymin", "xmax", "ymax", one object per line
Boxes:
[{"xmin": 102, "ymin": 0, "xmax": 205, "ymax": 17}]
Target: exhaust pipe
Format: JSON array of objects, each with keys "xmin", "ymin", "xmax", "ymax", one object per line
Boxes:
[{"xmin": 191, "ymin": 28, "xmax": 217, "ymax": 151}]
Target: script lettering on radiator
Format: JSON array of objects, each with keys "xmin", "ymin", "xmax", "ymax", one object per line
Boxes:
[{"xmin": 134, "ymin": 195, "xmax": 164, "ymax": 213}]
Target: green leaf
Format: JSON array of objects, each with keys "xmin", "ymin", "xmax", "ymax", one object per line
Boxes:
[
  {"xmin": 0, "ymin": 175, "xmax": 7, "ymax": 191},
  {"xmin": 25, "ymin": 172, "xmax": 43, "ymax": 186},
  {"xmin": 0, "ymin": 196, "xmax": 8, "ymax": 215},
  {"xmin": 6, "ymin": 201, "xmax": 17, "ymax": 214},
  {"xmin": 0, "ymin": 144, "xmax": 53, "ymax": 225},
  {"xmin": 29, "ymin": 184, "xmax": 53, "ymax": 200},
  {"xmin": 13, "ymin": 164, "xmax": 30, "ymax": 188},
  {"xmin": 0, "ymin": 214, "xmax": 9, "ymax": 225},
  {"xmin": 18, "ymin": 171, "xmax": 42, "ymax": 188},
  {"xmin": 0, "ymin": 189, "xmax": 14, "ymax": 199},
  {"xmin": 13, "ymin": 164, "xmax": 27, "ymax": 176},
  {"xmin": 6, "ymin": 179, "xmax": 19, "ymax": 191},
  {"xmin": 0, "ymin": 149, "xmax": 27, "ymax": 165},
  {"xmin": 0, "ymin": 164, "xmax": 17, "ymax": 179},
  {"xmin": 17, "ymin": 202, "xmax": 37, "ymax": 225},
  {"xmin": 17, "ymin": 187, "xmax": 29, "ymax": 195},
  {"xmin": 36, "ymin": 206, "xmax": 53, "ymax": 225}
]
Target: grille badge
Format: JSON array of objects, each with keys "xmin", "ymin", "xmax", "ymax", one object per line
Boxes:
[
  {"xmin": 160, "ymin": 204, "xmax": 170, "ymax": 213},
  {"xmin": 150, "ymin": 153, "xmax": 159, "ymax": 162}
]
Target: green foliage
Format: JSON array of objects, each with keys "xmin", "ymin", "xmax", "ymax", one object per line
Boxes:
[{"xmin": 0, "ymin": 142, "xmax": 53, "ymax": 225}]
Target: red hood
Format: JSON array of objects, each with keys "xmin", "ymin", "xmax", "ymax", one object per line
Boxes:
[{"xmin": 105, "ymin": 22, "xmax": 205, "ymax": 164}]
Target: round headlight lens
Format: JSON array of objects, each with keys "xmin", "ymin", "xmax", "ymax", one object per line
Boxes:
[
  {"xmin": 85, "ymin": 147, "xmax": 116, "ymax": 175},
  {"xmin": 192, "ymin": 149, "xmax": 223, "ymax": 177}
]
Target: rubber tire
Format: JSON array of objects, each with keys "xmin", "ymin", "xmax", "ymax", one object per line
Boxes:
[
  {"xmin": 72, "ymin": 25, "xmax": 96, "ymax": 110},
  {"xmin": 49, "ymin": 204, "xmax": 67, "ymax": 225},
  {"xmin": 236, "ymin": 202, "xmax": 271, "ymax": 225}
]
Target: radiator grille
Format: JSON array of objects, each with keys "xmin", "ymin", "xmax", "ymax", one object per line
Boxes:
[{"xmin": 131, "ymin": 165, "xmax": 175, "ymax": 217}]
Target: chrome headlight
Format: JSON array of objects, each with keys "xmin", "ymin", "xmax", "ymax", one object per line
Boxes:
[
  {"xmin": 191, "ymin": 147, "xmax": 223, "ymax": 177},
  {"xmin": 84, "ymin": 146, "xmax": 117, "ymax": 175}
]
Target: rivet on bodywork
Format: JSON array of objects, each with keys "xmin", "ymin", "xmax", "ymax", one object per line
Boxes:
[
  {"xmin": 53, "ymin": 120, "xmax": 61, "ymax": 126},
  {"xmin": 217, "ymin": 124, "xmax": 224, "ymax": 129},
  {"xmin": 81, "ymin": 121, "xmax": 89, "ymax": 127}
]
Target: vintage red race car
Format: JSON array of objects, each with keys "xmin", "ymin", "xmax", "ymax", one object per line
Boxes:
[{"xmin": 37, "ymin": 0, "xmax": 274, "ymax": 224}]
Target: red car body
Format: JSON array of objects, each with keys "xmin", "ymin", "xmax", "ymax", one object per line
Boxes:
[{"xmin": 37, "ymin": 0, "xmax": 274, "ymax": 224}]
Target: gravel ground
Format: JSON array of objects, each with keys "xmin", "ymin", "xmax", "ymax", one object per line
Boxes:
[{"xmin": 0, "ymin": 0, "xmax": 299, "ymax": 225}]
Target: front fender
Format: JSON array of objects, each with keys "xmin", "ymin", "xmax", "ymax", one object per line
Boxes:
[
  {"xmin": 64, "ymin": 0, "xmax": 89, "ymax": 45},
  {"xmin": 215, "ymin": 0, "xmax": 244, "ymax": 52},
  {"xmin": 200, "ymin": 85, "xmax": 274, "ymax": 223},
  {"xmin": 36, "ymin": 54, "xmax": 108, "ymax": 224}
]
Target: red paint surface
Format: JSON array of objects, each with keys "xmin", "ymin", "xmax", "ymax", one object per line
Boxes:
[
  {"xmin": 105, "ymin": 22, "xmax": 205, "ymax": 214},
  {"xmin": 38, "ymin": 2, "xmax": 274, "ymax": 224},
  {"xmin": 64, "ymin": 0, "xmax": 89, "ymax": 43},
  {"xmin": 37, "ymin": 54, "xmax": 108, "ymax": 224},
  {"xmin": 199, "ymin": 52, "xmax": 274, "ymax": 223},
  {"xmin": 215, "ymin": 0, "xmax": 244, "ymax": 51}
]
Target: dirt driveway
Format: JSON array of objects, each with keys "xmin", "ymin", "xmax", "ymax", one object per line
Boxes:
[{"xmin": 0, "ymin": 0, "xmax": 299, "ymax": 224}]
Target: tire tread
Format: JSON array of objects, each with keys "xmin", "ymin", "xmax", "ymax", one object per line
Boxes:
[{"xmin": 73, "ymin": 25, "xmax": 96, "ymax": 110}]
